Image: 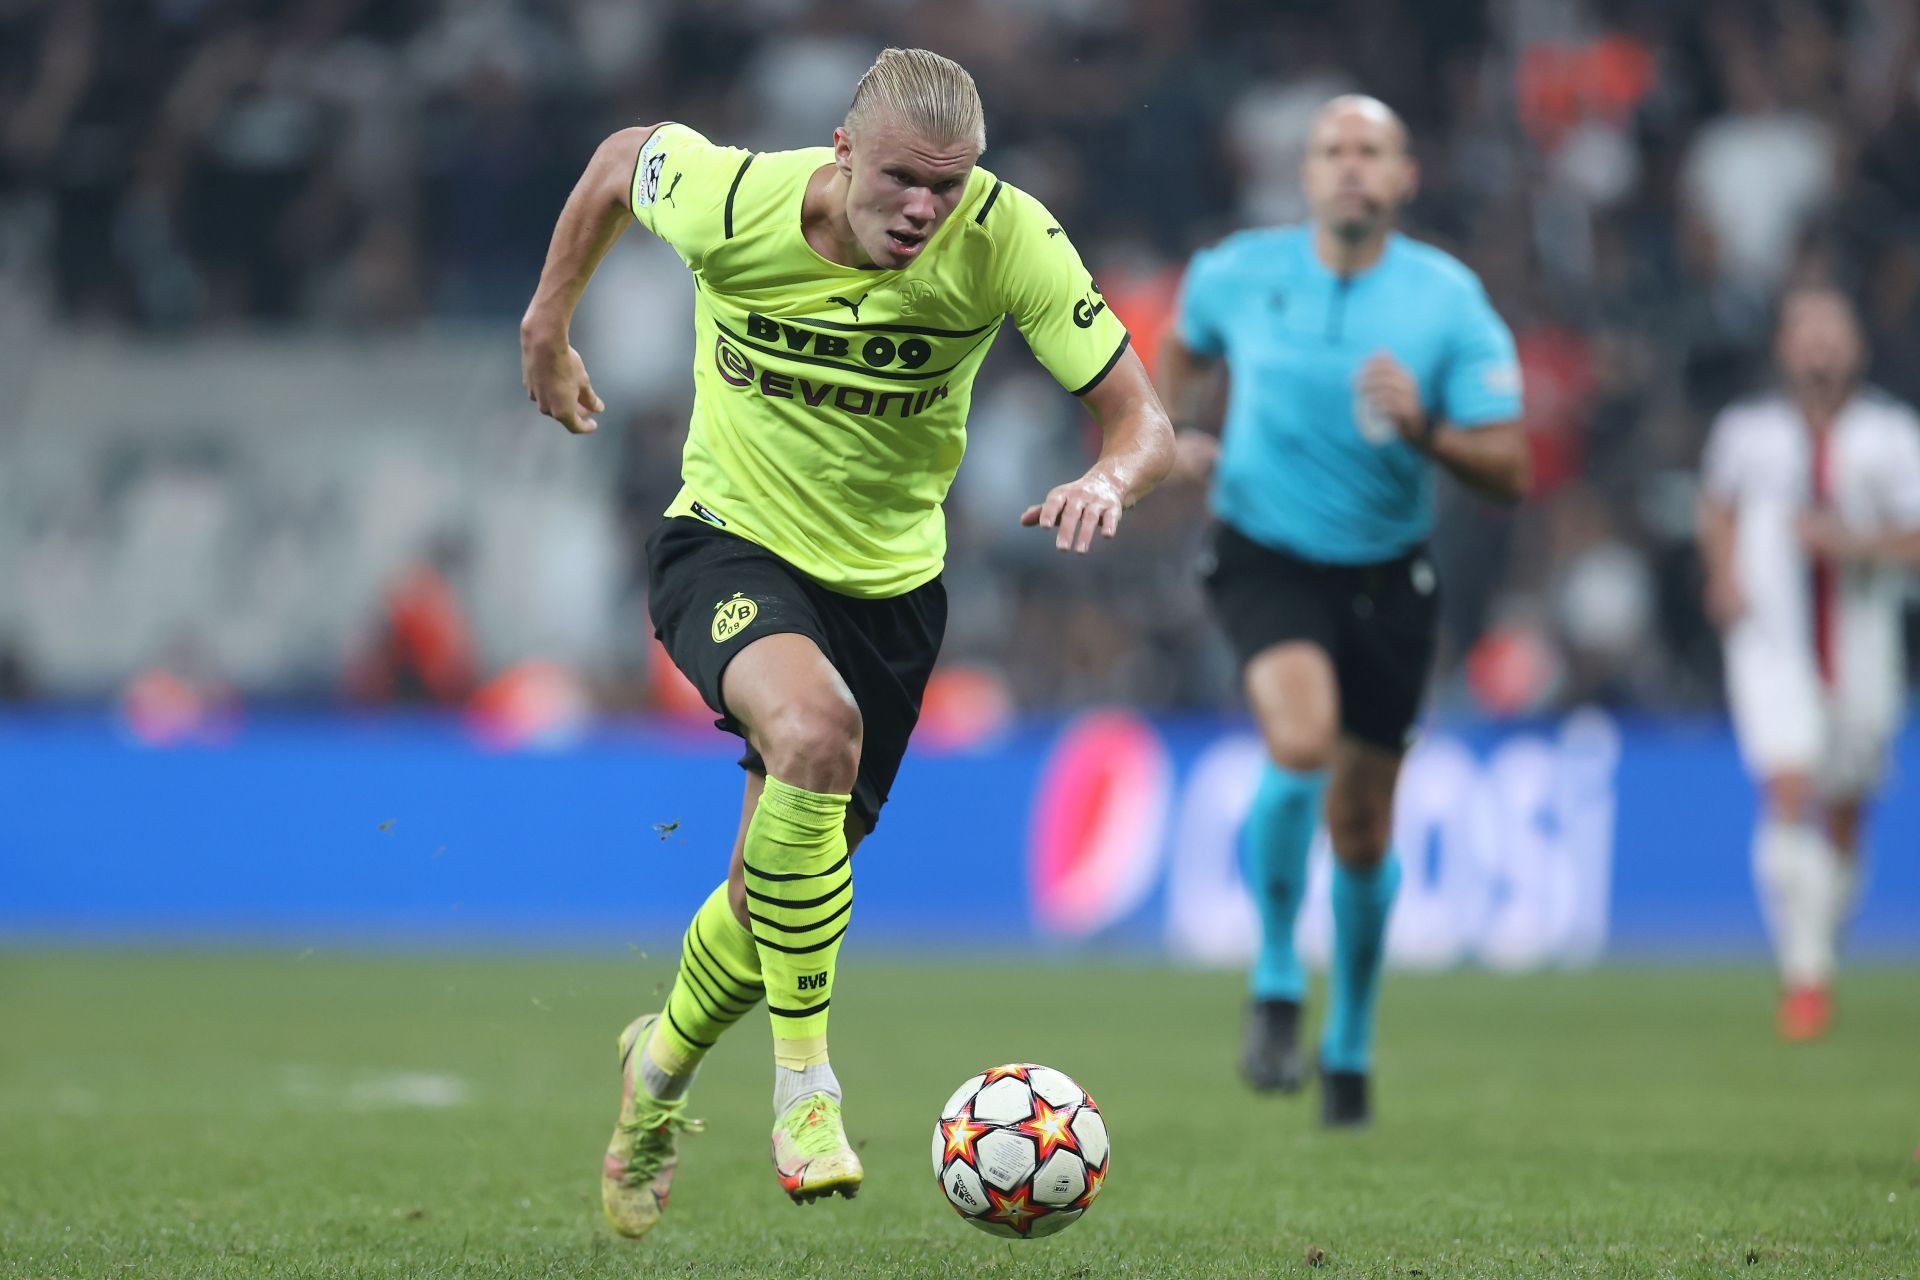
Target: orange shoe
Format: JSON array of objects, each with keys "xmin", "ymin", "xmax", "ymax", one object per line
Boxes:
[{"xmin": 1777, "ymin": 986, "xmax": 1831, "ymax": 1042}]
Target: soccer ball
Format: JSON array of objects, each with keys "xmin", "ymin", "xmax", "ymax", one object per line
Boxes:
[{"xmin": 930, "ymin": 1063, "xmax": 1109, "ymax": 1239}]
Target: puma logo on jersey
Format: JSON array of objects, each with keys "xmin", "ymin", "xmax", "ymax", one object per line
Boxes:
[
  {"xmin": 1046, "ymin": 226, "xmax": 1063, "ymax": 237},
  {"xmin": 661, "ymin": 171, "xmax": 683, "ymax": 207},
  {"xmin": 828, "ymin": 291, "xmax": 870, "ymax": 321}
]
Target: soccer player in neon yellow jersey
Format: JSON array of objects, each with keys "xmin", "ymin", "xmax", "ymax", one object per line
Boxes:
[{"xmin": 519, "ymin": 48, "xmax": 1174, "ymax": 1237}]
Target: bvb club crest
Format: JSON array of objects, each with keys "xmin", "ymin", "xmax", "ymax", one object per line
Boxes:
[
  {"xmin": 896, "ymin": 279, "xmax": 936, "ymax": 315},
  {"xmin": 711, "ymin": 592, "xmax": 758, "ymax": 642}
]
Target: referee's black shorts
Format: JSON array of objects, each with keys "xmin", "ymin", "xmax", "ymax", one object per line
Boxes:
[
  {"xmin": 1201, "ymin": 521, "xmax": 1440, "ymax": 753},
  {"xmin": 645, "ymin": 515, "xmax": 947, "ymax": 834}
]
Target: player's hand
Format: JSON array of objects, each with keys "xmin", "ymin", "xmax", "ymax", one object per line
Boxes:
[
  {"xmin": 1703, "ymin": 570, "xmax": 1745, "ymax": 631},
  {"xmin": 1168, "ymin": 430, "xmax": 1220, "ymax": 485},
  {"xmin": 1799, "ymin": 511, "xmax": 1864, "ymax": 562},
  {"xmin": 522, "ymin": 336, "xmax": 606, "ymax": 435},
  {"xmin": 1356, "ymin": 353, "xmax": 1425, "ymax": 441},
  {"xmin": 1020, "ymin": 471, "xmax": 1126, "ymax": 553}
]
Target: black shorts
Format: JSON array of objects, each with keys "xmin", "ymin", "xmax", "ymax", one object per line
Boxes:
[
  {"xmin": 645, "ymin": 516, "xmax": 947, "ymax": 833},
  {"xmin": 1201, "ymin": 522, "xmax": 1440, "ymax": 752}
]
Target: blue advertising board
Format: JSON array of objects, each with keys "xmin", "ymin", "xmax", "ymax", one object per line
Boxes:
[{"xmin": 2, "ymin": 710, "xmax": 1915, "ymax": 961}]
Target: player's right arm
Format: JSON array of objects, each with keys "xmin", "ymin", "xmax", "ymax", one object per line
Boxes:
[
  {"xmin": 1157, "ymin": 243, "xmax": 1234, "ymax": 485},
  {"xmin": 1697, "ymin": 409, "xmax": 1745, "ymax": 630},
  {"xmin": 519, "ymin": 125, "xmax": 654, "ymax": 435}
]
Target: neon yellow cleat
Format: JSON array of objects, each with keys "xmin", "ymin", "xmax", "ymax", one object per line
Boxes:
[
  {"xmin": 601, "ymin": 1015, "xmax": 703, "ymax": 1238},
  {"xmin": 770, "ymin": 1091, "xmax": 863, "ymax": 1205}
]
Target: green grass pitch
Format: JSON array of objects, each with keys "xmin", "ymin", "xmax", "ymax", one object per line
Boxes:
[{"xmin": 2, "ymin": 952, "xmax": 1915, "ymax": 1278}]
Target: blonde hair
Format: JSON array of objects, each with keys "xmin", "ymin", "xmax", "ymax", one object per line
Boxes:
[{"xmin": 845, "ymin": 48, "xmax": 986, "ymax": 153}]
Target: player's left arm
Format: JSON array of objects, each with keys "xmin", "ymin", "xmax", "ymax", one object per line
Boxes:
[
  {"xmin": 993, "ymin": 186, "xmax": 1174, "ymax": 552},
  {"xmin": 1359, "ymin": 277, "xmax": 1531, "ymax": 503}
]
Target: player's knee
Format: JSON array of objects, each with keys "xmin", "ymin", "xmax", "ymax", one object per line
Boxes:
[
  {"xmin": 1765, "ymin": 773, "xmax": 1816, "ymax": 823},
  {"xmin": 1325, "ymin": 796, "xmax": 1391, "ymax": 869},
  {"xmin": 759, "ymin": 698, "xmax": 863, "ymax": 793},
  {"xmin": 1265, "ymin": 726, "xmax": 1334, "ymax": 774}
]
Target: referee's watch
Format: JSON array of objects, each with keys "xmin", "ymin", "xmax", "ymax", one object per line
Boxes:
[{"xmin": 1415, "ymin": 413, "xmax": 1440, "ymax": 449}]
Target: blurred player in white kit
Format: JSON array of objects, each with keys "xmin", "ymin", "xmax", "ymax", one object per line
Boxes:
[{"xmin": 1697, "ymin": 285, "xmax": 1920, "ymax": 1041}]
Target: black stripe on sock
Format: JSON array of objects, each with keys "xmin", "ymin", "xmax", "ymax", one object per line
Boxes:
[
  {"xmin": 724, "ymin": 153, "xmax": 755, "ymax": 238},
  {"xmin": 747, "ymin": 896, "xmax": 852, "ymax": 938},
  {"xmin": 750, "ymin": 922, "xmax": 850, "ymax": 956},
  {"xmin": 767, "ymin": 997, "xmax": 830, "ymax": 1018},
  {"xmin": 742, "ymin": 876, "xmax": 851, "ymax": 912},
  {"xmin": 689, "ymin": 925, "xmax": 765, "ymax": 1000},
  {"xmin": 679, "ymin": 962, "xmax": 753, "ymax": 1023},
  {"xmin": 740, "ymin": 851, "xmax": 850, "ymax": 884},
  {"xmin": 664, "ymin": 1005, "xmax": 714, "ymax": 1050},
  {"xmin": 683, "ymin": 946, "xmax": 759, "ymax": 1016}
]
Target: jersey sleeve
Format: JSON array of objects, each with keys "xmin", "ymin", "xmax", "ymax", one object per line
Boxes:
[
  {"xmin": 1700, "ymin": 408, "xmax": 1746, "ymax": 503},
  {"xmin": 989, "ymin": 185, "xmax": 1131, "ymax": 396},
  {"xmin": 1173, "ymin": 242, "xmax": 1233, "ymax": 358},
  {"xmin": 629, "ymin": 123, "xmax": 751, "ymax": 273},
  {"xmin": 1876, "ymin": 408, "xmax": 1920, "ymax": 527},
  {"xmin": 1439, "ymin": 279, "xmax": 1523, "ymax": 428}
]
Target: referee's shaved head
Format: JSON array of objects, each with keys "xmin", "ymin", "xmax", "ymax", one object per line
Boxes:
[
  {"xmin": 1309, "ymin": 95, "xmax": 1411, "ymax": 154},
  {"xmin": 1302, "ymin": 94, "xmax": 1418, "ymax": 244}
]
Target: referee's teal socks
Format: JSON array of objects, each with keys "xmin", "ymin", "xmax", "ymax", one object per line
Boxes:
[
  {"xmin": 1244, "ymin": 764, "xmax": 1325, "ymax": 1004},
  {"xmin": 1321, "ymin": 854, "xmax": 1402, "ymax": 1074}
]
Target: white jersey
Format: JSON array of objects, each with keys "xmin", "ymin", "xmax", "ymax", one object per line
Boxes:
[{"xmin": 1702, "ymin": 388, "xmax": 1920, "ymax": 791}]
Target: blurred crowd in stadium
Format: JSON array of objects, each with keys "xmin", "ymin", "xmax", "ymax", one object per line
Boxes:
[{"xmin": 3, "ymin": 0, "xmax": 1918, "ymax": 729}]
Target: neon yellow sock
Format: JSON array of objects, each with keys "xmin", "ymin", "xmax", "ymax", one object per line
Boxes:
[
  {"xmin": 649, "ymin": 882, "xmax": 765, "ymax": 1076},
  {"xmin": 741, "ymin": 777, "xmax": 851, "ymax": 1069}
]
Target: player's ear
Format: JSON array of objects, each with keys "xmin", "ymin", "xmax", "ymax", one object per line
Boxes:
[{"xmin": 833, "ymin": 126, "xmax": 855, "ymax": 177}]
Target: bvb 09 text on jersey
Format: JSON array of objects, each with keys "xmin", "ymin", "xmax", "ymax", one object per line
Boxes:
[{"xmin": 714, "ymin": 336, "xmax": 952, "ymax": 419}]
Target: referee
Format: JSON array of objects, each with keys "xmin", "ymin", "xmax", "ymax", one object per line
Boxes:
[{"xmin": 1159, "ymin": 95, "xmax": 1530, "ymax": 1127}]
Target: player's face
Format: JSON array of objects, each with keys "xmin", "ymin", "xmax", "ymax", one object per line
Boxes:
[
  {"xmin": 1302, "ymin": 107, "xmax": 1416, "ymax": 241},
  {"xmin": 834, "ymin": 121, "xmax": 976, "ymax": 269},
  {"xmin": 1776, "ymin": 291, "xmax": 1864, "ymax": 394}
]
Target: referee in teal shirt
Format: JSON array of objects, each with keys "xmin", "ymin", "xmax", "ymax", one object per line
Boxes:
[{"xmin": 1159, "ymin": 95, "xmax": 1531, "ymax": 1127}]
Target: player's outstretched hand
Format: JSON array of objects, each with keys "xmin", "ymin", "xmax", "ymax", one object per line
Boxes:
[
  {"xmin": 1020, "ymin": 471, "xmax": 1126, "ymax": 554},
  {"xmin": 522, "ymin": 337, "xmax": 606, "ymax": 435}
]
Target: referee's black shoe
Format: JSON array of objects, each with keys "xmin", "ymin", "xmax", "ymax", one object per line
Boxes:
[
  {"xmin": 1318, "ymin": 1063, "xmax": 1371, "ymax": 1129},
  {"xmin": 1239, "ymin": 998, "xmax": 1305, "ymax": 1093}
]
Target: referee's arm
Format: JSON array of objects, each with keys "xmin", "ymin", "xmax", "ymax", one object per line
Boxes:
[
  {"xmin": 1154, "ymin": 331, "xmax": 1226, "ymax": 486},
  {"xmin": 1358, "ymin": 353, "xmax": 1530, "ymax": 503}
]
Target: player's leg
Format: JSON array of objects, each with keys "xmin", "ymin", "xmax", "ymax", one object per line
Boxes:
[
  {"xmin": 1238, "ymin": 640, "xmax": 1338, "ymax": 1093},
  {"xmin": 1824, "ymin": 795, "xmax": 1866, "ymax": 944},
  {"xmin": 603, "ymin": 777, "xmax": 769, "ymax": 1237},
  {"xmin": 1202, "ymin": 526, "xmax": 1340, "ymax": 1095},
  {"xmin": 1727, "ymin": 637, "xmax": 1834, "ymax": 1038},
  {"xmin": 1313, "ymin": 553, "xmax": 1438, "ymax": 1127},
  {"xmin": 1753, "ymin": 771, "xmax": 1840, "ymax": 1039},
  {"xmin": 722, "ymin": 632, "xmax": 870, "ymax": 1203},
  {"xmin": 1318, "ymin": 737, "xmax": 1403, "ymax": 1127}
]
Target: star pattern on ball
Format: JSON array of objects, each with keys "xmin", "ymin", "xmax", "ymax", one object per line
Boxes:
[
  {"xmin": 981, "ymin": 1063, "xmax": 1029, "ymax": 1084},
  {"xmin": 983, "ymin": 1182, "xmax": 1042, "ymax": 1233},
  {"xmin": 1023, "ymin": 1093, "xmax": 1081, "ymax": 1163},
  {"xmin": 1072, "ymin": 1162, "xmax": 1106, "ymax": 1211},
  {"xmin": 940, "ymin": 1114, "xmax": 989, "ymax": 1167}
]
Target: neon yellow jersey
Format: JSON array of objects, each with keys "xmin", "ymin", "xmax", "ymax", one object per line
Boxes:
[{"xmin": 629, "ymin": 123, "xmax": 1130, "ymax": 598}]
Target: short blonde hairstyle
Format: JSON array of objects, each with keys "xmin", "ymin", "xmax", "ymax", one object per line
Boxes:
[{"xmin": 845, "ymin": 47, "xmax": 986, "ymax": 153}]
